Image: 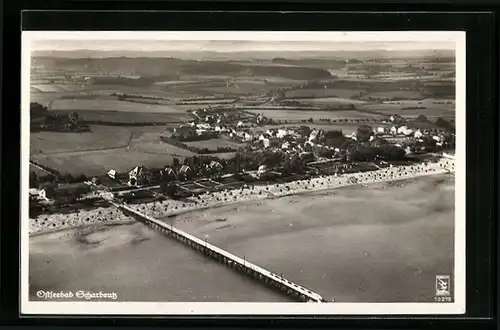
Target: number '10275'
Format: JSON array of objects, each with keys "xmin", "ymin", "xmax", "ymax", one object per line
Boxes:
[{"xmin": 434, "ymin": 296, "xmax": 452, "ymax": 302}]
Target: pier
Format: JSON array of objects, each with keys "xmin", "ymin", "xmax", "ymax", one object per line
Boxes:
[{"xmin": 114, "ymin": 201, "xmax": 327, "ymax": 303}]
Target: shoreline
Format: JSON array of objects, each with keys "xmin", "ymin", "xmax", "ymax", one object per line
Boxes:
[{"xmin": 28, "ymin": 158, "xmax": 454, "ymax": 236}]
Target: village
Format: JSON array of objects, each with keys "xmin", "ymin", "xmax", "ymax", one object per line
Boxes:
[{"xmin": 28, "ymin": 102, "xmax": 455, "ymax": 220}]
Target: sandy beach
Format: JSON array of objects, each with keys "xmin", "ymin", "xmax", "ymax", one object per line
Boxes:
[
  {"xmin": 29, "ymin": 173, "xmax": 454, "ymax": 302},
  {"xmin": 29, "ymin": 157, "xmax": 454, "ymax": 235},
  {"xmin": 167, "ymin": 174, "xmax": 455, "ymax": 302},
  {"xmin": 28, "ymin": 155, "xmax": 455, "ymax": 302}
]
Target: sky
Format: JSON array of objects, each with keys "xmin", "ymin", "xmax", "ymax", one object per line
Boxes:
[{"xmin": 31, "ymin": 40, "xmax": 456, "ymax": 52}]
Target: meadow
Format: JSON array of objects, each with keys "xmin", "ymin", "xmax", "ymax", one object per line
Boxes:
[
  {"xmin": 51, "ymin": 99, "xmax": 186, "ymax": 114},
  {"xmin": 183, "ymin": 138, "xmax": 245, "ymax": 150},
  {"xmin": 30, "ymin": 126, "xmax": 196, "ymax": 176},
  {"xmin": 29, "ymin": 54, "xmax": 455, "ymax": 177},
  {"xmin": 30, "ymin": 125, "xmax": 132, "ymax": 155},
  {"xmin": 246, "ymin": 109, "xmax": 382, "ymax": 121}
]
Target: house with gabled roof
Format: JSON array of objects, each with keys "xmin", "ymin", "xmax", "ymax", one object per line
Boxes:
[{"xmin": 128, "ymin": 166, "xmax": 152, "ymax": 186}]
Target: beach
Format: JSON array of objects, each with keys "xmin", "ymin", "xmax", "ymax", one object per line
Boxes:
[
  {"xmin": 28, "ymin": 161, "xmax": 455, "ymax": 302},
  {"xmin": 29, "ymin": 157, "xmax": 455, "ymax": 235}
]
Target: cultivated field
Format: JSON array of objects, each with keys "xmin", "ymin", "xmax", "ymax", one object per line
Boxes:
[
  {"xmin": 29, "ymin": 163, "xmax": 52, "ymax": 176},
  {"xmin": 30, "ymin": 126, "xmax": 132, "ymax": 155},
  {"xmin": 30, "ymin": 126, "xmax": 195, "ymax": 175},
  {"xmin": 285, "ymin": 88, "xmax": 366, "ymax": 99},
  {"xmin": 50, "ymin": 110, "xmax": 192, "ymax": 124},
  {"xmin": 246, "ymin": 109, "xmax": 382, "ymax": 121},
  {"xmin": 288, "ymin": 97, "xmax": 367, "ymax": 105},
  {"xmin": 31, "ymin": 149, "xmax": 181, "ymax": 177},
  {"xmin": 29, "ymin": 53, "xmax": 456, "ymax": 177},
  {"xmin": 51, "ymin": 99, "xmax": 186, "ymax": 114},
  {"xmin": 183, "ymin": 138, "xmax": 245, "ymax": 150}
]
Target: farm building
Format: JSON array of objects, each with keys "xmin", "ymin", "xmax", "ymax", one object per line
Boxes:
[{"xmin": 128, "ymin": 166, "xmax": 153, "ymax": 186}]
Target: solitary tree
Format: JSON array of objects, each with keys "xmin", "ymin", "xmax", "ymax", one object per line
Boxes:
[
  {"xmin": 29, "ymin": 172, "xmax": 38, "ymax": 188},
  {"xmin": 356, "ymin": 125, "xmax": 374, "ymax": 142}
]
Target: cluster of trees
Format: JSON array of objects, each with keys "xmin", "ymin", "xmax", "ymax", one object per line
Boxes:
[
  {"xmin": 30, "ymin": 102, "xmax": 48, "ymax": 118},
  {"xmin": 161, "ymin": 136, "xmax": 237, "ymax": 154},
  {"xmin": 30, "ymin": 102, "xmax": 89, "ymax": 132},
  {"xmin": 92, "ymin": 76, "xmax": 155, "ymax": 86},
  {"xmin": 29, "ymin": 171, "xmax": 89, "ymax": 188},
  {"xmin": 111, "ymin": 92, "xmax": 166, "ymax": 101},
  {"xmin": 435, "ymin": 117, "xmax": 454, "ymax": 131},
  {"xmin": 169, "ymin": 130, "xmax": 218, "ymax": 142}
]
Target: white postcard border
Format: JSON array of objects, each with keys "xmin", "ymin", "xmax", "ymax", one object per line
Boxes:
[{"xmin": 20, "ymin": 31, "xmax": 466, "ymax": 315}]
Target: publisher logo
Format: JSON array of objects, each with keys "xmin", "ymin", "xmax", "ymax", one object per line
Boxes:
[{"xmin": 435, "ymin": 275, "xmax": 451, "ymax": 296}]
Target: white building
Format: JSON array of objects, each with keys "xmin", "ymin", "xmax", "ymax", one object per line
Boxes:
[
  {"xmin": 397, "ymin": 126, "xmax": 408, "ymax": 135},
  {"xmin": 414, "ymin": 129, "xmax": 423, "ymax": 138},
  {"xmin": 390, "ymin": 126, "xmax": 397, "ymax": 135},
  {"xmin": 309, "ymin": 129, "xmax": 319, "ymax": 142},
  {"xmin": 107, "ymin": 169, "xmax": 117, "ymax": 179},
  {"xmin": 277, "ymin": 129, "xmax": 288, "ymax": 138}
]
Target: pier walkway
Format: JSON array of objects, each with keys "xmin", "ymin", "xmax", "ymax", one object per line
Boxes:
[{"xmin": 112, "ymin": 200, "xmax": 327, "ymax": 303}]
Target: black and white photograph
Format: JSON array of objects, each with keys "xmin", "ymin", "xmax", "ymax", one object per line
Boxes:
[{"xmin": 21, "ymin": 31, "xmax": 465, "ymax": 315}]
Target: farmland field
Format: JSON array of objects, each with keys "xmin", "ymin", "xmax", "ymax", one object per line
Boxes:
[
  {"xmin": 128, "ymin": 131, "xmax": 197, "ymax": 157},
  {"xmin": 51, "ymin": 99, "xmax": 186, "ymax": 113},
  {"xmin": 363, "ymin": 91, "xmax": 426, "ymax": 100},
  {"xmin": 183, "ymin": 138, "xmax": 245, "ymax": 150},
  {"xmin": 285, "ymin": 88, "xmax": 366, "ymax": 99},
  {"xmin": 30, "ymin": 126, "xmax": 132, "ymax": 155},
  {"xmin": 50, "ymin": 110, "xmax": 192, "ymax": 123},
  {"xmin": 30, "ymin": 125, "xmax": 197, "ymax": 175},
  {"xmin": 246, "ymin": 109, "xmax": 382, "ymax": 121},
  {"xmin": 29, "ymin": 163, "xmax": 52, "ymax": 176},
  {"xmin": 31, "ymin": 149, "xmax": 181, "ymax": 177},
  {"xmin": 288, "ymin": 97, "xmax": 367, "ymax": 105}
]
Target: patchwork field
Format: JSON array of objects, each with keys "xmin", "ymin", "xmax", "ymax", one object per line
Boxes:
[
  {"xmin": 246, "ymin": 109, "xmax": 382, "ymax": 121},
  {"xmin": 363, "ymin": 91, "xmax": 426, "ymax": 100},
  {"xmin": 128, "ymin": 131, "xmax": 197, "ymax": 157},
  {"xmin": 51, "ymin": 99, "xmax": 186, "ymax": 113},
  {"xmin": 286, "ymin": 88, "xmax": 366, "ymax": 99},
  {"xmin": 50, "ymin": 110, "xmax": 192, "ymax": 123},
  {"xmin": 288, "ymin": 97, "xmax": 367, "ymax": 105},
  {"xmin": 30, "ymin": 126, "xmax": 133, "ymax": 155},
  {"xmin": 31, "ymin": 150, "xmax": 180, "ymax": 177},
  {"xmin": 183, "ymin": 138, "xmax": 245, "ymax": 150},
  {"xmin": 30, "ymin": 126, "xmax": 196, "ymax": 176}
]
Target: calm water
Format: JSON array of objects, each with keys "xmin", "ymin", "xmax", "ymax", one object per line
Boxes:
[{"xmin": 30, "ymin": 175, "xmax": 455, "ymax": 303}]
